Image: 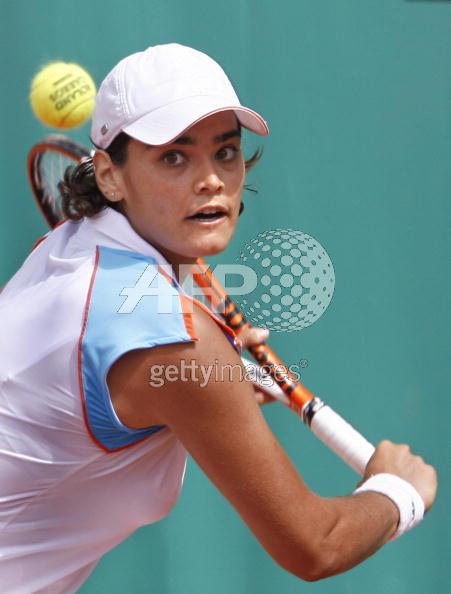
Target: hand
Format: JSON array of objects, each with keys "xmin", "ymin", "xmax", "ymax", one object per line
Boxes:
[
  {"xmin": 236, "ymin": 325, "xmax": 274, "ymax": 405},
  {"xmin": 364, "ymin": 440, "xmax": 438, "ymax": 512}
]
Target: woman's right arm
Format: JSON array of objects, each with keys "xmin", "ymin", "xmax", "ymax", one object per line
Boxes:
[{"xmin": 108, "ymin": 304, "xmax": 437, "ymax": 582}]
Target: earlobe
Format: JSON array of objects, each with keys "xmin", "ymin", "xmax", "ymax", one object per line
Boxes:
[{"xmin": 93, "ymin": 150, "xmax": 123, "ymax": 202}]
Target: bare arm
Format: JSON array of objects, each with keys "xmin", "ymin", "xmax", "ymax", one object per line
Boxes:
[{"xmin": 108, "ymin": 304, "xmax": 437, "ymax": 581}]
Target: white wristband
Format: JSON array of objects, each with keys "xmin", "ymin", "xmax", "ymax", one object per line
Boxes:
[{"xmin": 353, "ymin": 473, "xmax": 425, "ymax": 539}]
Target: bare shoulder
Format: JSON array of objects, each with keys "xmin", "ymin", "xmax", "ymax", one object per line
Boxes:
[{"xmin": 107, "ymin": 301, "xmax": 246, "ymax": 429}]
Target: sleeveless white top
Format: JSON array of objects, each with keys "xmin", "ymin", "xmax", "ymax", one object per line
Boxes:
[{"xmin": 0, "ymin": 208, "xmax": 239, "ymax": 593}]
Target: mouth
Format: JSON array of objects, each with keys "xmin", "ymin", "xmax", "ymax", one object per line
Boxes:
[{"xmin": 186, "ymin": 205, "xmax": 229, "ymax": 223}]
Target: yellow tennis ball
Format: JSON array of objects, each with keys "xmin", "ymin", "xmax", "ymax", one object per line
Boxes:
[{"xmin": 30, "ymin": 62, "xmax": 96, "ymax": 129}]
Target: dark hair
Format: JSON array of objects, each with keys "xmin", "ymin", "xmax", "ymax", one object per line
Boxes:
[
  {"xmin": 59, "ymin": 130, "xmax": 262, "ymax": 221},
  {"xmin": 59, "ymin": 133, "xmax": 130, "ymax": 220}
]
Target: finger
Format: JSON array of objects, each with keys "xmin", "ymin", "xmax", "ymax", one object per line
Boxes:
[
  {"xmin": 253, "ymin": 389, "xmax": 276, "ymax": 406},
  {"xmin": 238, "ymin": 327, "xmax": 269, "ymax": 350}
]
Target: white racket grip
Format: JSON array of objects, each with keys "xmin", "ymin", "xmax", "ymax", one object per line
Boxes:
[
  {"xmin": 306, "ymin": 403, "xmax": 375, "ymax": 475},
  {"xmin": 241, "ymin": 356, "xmax": 375, "ymax": 475}
]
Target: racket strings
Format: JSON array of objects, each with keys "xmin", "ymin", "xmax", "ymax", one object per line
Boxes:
[{"xmin": 38, "ymin": 151, "xmax": 74, "ymax": 218}]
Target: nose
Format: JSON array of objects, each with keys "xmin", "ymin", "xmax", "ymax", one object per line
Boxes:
[{"xmin": 193, "ymin": 167, "xmax": 225, "ymax": 195}]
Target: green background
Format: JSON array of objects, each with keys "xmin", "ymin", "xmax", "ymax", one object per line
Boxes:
[{"xmin": 1, "ymin": 1, "xmax": 450, "ymax": 592}]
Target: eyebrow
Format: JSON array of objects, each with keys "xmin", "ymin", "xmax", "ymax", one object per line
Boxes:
[{"xmin": 171, "ymin": 128, "xmax": 241, "ymax": 146}]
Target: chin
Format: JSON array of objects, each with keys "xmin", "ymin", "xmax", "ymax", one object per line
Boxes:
[
  {"xmin": 195, "ymin": 233, "xmax": 234, "ymax": 257},
  {"xmin": 185, "ymin": 241, "xmax": 228, "ymax": 259}
]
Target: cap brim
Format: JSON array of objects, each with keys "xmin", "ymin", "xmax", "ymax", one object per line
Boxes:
[{"xmin": 122, "ymin": 95, "xmax": 269, "ymax": 146}]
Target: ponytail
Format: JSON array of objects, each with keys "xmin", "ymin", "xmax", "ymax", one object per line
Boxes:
[{"xmin": 59, "ymin": 132, "xmax": 130, "ymax": 220}]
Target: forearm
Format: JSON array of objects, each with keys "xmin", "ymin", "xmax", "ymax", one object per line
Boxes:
[
  {"xmin": 235, "ymin": 476, "xmax": 401, "ymax": 582},
  {"xmin": 291, "ymin": 491, "xmax": 399, "ymax": 581}
]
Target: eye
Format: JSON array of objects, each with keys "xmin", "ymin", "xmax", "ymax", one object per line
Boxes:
[
  {"xmin": 161, "ymin": 151, "xmax": 186, "ymax": 166},
  {"xmin": 216, "ymin": 146, "xmax": 239, "ymax": 162}
]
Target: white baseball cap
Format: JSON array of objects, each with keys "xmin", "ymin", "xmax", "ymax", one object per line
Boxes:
[{"xmin": 91, "ymin": 43, "xmax": 269, "ymax": 149}]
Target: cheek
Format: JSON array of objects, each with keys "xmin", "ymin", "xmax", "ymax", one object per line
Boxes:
[
  {"xmin": 225, "ymin": 164, "xmax": 245, "ymax": 195},
  {"xmin": 236, "ymin": 161, "xmax": 246, "ymax": 188},
  {"xmin": 149, "ymin": 181, "xmax": 186, "ymax": 217},
  {"xmin": 125, "ymin": 170, "xmax": 178, "ymax": 215},
  {"xmin": 138, "ymin": 194, "xmax": 175, "ymax": 227}
]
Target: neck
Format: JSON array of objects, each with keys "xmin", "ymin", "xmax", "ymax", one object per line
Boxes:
[{"xmin": 153, "ymin": 245, "xmax": 198, "ymax": 284}]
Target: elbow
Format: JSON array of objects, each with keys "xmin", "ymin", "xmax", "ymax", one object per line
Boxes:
[
  {"xmin": 283, "ymin": 553, "xmax": 339, "ymax": 583},
  {"xmin": 275, "ymin": 531, "xmax": 342, "ymax": 582},
  {"xmin": 298, "ymin": 561, "xmax": 338, "ymax": 583},
  {"xmin": 265, "ymin": 496, "xmax": 347, "ymax": 582}
]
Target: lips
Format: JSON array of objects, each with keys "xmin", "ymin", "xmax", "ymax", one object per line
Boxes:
[{"xmin": 186, "ymin": 204, "xmax": 228, "ymax": 220}]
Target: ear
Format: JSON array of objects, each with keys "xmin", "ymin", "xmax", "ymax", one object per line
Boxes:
[{"xmin": 93, "ymin": 150, "xmax": 124, "ymax": 203}]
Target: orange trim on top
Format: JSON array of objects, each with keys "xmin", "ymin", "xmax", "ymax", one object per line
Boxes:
[
  {"xmin": 178, "ymin": 294, "xmax": 199, "ymax": 341},
  {"xmin": 184, "ymin": 294, "xmax": 242, "ymax": 353},
  {"xmin": 54, "ymin": 219, "xmax": 67, "ymax": 229},
  {"xmin": 77, "ymin": 247, "xmax": 167, "ymax": 454},
  {"xmin": 30, "ymin": 235, "xmax": 48, "ymax": 252},
  {"xmin": 77, "ymin": 247, "xmax": 108, "ymax": 452},
  {"xmin": 157, "ymin": 263, "xmax": 236, "ymax": 348},
  {"xmin": 157, "ymin": 264, "xmax": 176, "ymax": 286},
  {"xmin": 155, "ymin": 264, "xmax": 199, "ymax": 341}
]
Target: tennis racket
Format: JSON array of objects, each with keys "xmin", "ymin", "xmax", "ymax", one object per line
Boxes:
[
  {"xmin": 27, "ymin": 135, "xmax": 375, "ymax": 475},
  {"xmin": 27, "ymin": 134, "xmax": 91, "ymax": 228}
]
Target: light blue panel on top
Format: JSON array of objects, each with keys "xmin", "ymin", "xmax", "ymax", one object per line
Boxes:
[{"xmin": 81, "ymin": 246, "xmax": 196, "ymax": 451}]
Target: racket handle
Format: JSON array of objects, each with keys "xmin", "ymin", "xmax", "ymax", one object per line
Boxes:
[
  {"xmin": 241, "ymin": 356, "xmax": 291, "ymax": 405},
  {"xmin": 242, "ymin": 356, "xmax": 375, "ymax": 475},
  {"xmin": 302, "ymin": 399, "xmax": 375, "ymax": 476}
]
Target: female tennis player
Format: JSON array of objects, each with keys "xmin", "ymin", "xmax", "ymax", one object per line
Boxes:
[{"xmin": 0, "ymin": 43, "xmax": 437, "ymax": 593}]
